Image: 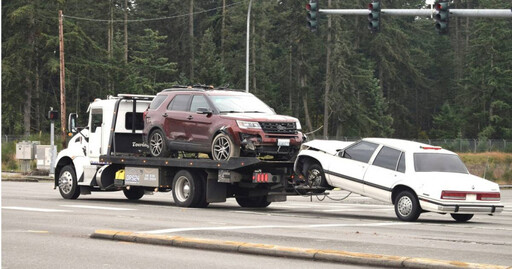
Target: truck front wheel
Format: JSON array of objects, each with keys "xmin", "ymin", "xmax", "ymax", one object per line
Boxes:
[
  {"xmin": 236, "ymin": 196, "xmax": 271, "ymax": 208},
  {"xmin": 172, "ymin": 170, "xmax": 204, "ymax": 207},
  {"xmin": 58, "ymin": 165, "xmax": 80, "ymax": 199}
]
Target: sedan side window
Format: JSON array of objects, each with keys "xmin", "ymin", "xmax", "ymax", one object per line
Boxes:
[
  {"xmin": 167, "ymin": 95, "xmax": 191, "ymax": 111},
  {"xmin": 373, "ymin": 146, "xmax": 402, "ymax": 171},
  {"xmin": 343, "ymin": 141, "xmax": 379, "ymax": 163}
]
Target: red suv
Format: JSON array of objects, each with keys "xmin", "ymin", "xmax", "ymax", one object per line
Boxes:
[{"xmin": 143, "ymin": 86, "xmax": 304, "ymax": 160}]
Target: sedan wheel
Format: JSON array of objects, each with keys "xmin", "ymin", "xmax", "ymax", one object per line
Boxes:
[
  {"xmin": 306, "ymin": 163, "xmax": 327, "ymax": 188},
  {"xmin": 211, "ymin": 133, "xmax": 240, "ymax": 161},
  {"xmin": 451, "ymin": 213, "xmax": 474, "ymax": 222},
  {"xmin": 394, "ymin": 190, "xmax": 421, "ymax": 222}
]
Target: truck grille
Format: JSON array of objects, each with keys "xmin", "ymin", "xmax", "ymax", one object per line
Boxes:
[{"xmin": 259, "ymin": 122, "xmax": 296, "ymax": 134}]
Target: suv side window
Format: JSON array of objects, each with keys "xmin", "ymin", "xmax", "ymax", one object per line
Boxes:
[
  {"xmin": 343, "ymin": 141, "xmax": 379, "ymax": 163},
  {"xmin": 149, "ymin": 95, "xmax": 167, "ymax": 109},
  {"xmin": 190, "ymin": 95, "xmax": 210, "ymax": 112},
  {"xmin": 167, "ymin": 94, "xmax": 191, "ymax": 111},
  {"xmin": 373, "ymin": 146, "xmax": 402, "ymax": 171}
]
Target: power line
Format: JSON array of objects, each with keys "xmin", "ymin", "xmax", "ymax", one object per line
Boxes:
[{"xmin": 62, "ymin": 0, "xmax": 247, "ymax": 23}]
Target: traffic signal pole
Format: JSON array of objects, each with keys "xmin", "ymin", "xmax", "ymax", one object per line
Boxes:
[{"xmin": 319, "ymin": 8, "xmax": 512, "ymax": 18}]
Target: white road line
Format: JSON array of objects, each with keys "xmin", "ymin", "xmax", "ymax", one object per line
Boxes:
[
  {"xmin": 139, "ymin": 222, "xmax": 415, "ymax": 234},
  {"xmin": 60, "ymin": 205, "xmax": 136, "ymax": 211},
  {"xmin": 2, "ymin": 206, "xmax": 71, "ymax": 213}
]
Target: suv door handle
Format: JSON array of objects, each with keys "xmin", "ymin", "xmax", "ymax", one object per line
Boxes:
[
  {"xmin": 187, "ymin": 115, "xmax": 193, "ymax": 120},
  {"xmin": 162, "ymin": 113, "xmax": 168, "ymax": 118}
]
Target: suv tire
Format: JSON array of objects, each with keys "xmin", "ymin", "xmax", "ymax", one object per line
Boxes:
[
  {"xmin": 211, "ymin": 133, "xmax": 240, "ymax": 161},
  {"xmin": 149, "ymin": 129, "xmax": 170, "ymax": 157}
]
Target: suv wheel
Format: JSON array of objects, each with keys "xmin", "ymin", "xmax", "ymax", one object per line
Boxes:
[
  {"xmin": 211, "ymin": 133, "xmax": 240, "ymax": 161},
  {"xmin": 149, "ymin": 129, "xmax": 170, "ymax": 157}
]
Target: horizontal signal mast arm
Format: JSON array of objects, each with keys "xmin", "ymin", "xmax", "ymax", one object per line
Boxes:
[{"xmin": 319, "ymin": 9, "xmax": 512, "ymax": 18}]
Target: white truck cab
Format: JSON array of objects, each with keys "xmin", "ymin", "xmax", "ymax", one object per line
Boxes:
[{"xmin": 54, "ymin": 94, "xmax": 154, "ymax": 198}]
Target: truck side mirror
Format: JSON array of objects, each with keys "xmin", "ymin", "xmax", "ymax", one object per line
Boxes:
[{"xmin": 68, "ymin": 113, "xmax": 78, "ymax": 133}]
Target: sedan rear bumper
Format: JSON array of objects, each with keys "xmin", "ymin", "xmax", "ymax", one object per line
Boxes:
[{"xmin": 419, "ymin": 198, "xmax": 504, "ymax": 214}]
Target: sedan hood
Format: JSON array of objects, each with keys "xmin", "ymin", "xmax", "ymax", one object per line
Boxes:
[
  {"xmin": 220, "ymin": 113, "xmax": 298, "ymax": 122},
  {"xmin": 415, "ymin": 172, "xmax": 500, "ymax": 193},
  {"xmin": 303, "ymin": 140, "xmax": 354, "ymax": 155}
]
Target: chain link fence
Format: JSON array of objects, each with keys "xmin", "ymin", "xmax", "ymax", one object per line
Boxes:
[{"xmin": 3, "ymin": 134, "xmax": 512, "ymax": 153}]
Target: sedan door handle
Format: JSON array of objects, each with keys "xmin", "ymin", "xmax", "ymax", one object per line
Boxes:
[
  {"xmin": 187, "ymin": 115, "xmax": 193, "ymax": 120},
  {"xmin": 162, "ymin": 113, "xmax": 168, "ymax": 118}
]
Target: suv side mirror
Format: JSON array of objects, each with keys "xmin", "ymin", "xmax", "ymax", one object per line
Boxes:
[
  {"xmin": 68, "ymin": 113, "xmax": 78, "ymax": 133},
  {"xmin": 196, "ymin": 107, "xmax": 213, "ymax": 115}
]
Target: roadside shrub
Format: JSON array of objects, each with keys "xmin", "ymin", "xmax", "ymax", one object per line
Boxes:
[{"xmin": 2, "ymin": 141, "xmax": 18, "ymax": 171}]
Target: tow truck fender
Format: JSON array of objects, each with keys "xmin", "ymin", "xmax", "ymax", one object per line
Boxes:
[{"xmin": 54, "ymin": 149, "xmax": 88, "ymax": 187}]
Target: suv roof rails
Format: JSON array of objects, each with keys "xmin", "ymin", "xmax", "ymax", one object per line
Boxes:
[{"xmin": 162, "ymin": 84, "xmax": 215, "ymax": 92}]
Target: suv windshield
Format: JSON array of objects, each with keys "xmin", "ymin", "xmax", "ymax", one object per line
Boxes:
[
  {"xmin": 210, "ymin": 95, "xmax": 274, "ymax": 114},
  {"xmin": 414, "ymin": 153, "xmax": 468, "ymax": 174}
]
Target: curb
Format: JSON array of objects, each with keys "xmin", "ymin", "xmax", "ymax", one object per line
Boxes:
[{"xmin": 90, "ymin": 230, "xmax": 511, "ymax": 269}]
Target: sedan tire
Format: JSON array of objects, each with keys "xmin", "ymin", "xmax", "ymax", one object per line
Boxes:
[
  {"xmin": 305, "ymin": 163, "xmax": 328, "ymax": 188},
  {"xmin": 394, "ymin": 190, "xmax": 421, "ymax": 222},
  {"xmin": 451, "ymin": 213, "xmax": 474, "ymax": 222},
  {"xmin": 236, "ymin": 196, "xmax": 271, "ymax": 208}
]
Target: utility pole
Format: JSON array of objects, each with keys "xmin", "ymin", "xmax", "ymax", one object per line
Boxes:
[
  {"xmin": 245, "ymin": 0, "xmax": 253, "ymax": 93},
  {"xmin": 59, "ymin": 10, "xmax": 67, "ymax": 148}
]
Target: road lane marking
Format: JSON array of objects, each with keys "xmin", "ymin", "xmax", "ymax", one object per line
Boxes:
[
  {"xmin": 139, "ymin": 222, "xmax": 415, "ymax": 234},
  {"xmin": 60, "ymin": 205, "xmax": 136, "ymax": 211},
  {"xmin": 2, "ymin": 206, "xmax": 71, "ymax": 213}
]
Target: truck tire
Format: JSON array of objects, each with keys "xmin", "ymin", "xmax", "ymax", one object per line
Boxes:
[
  {"xmin": 172, "ymin": 170, "xmax": 203, "ymax": 207},
  {"xmin": 236, "ymin": 196, "xmax": 271, "ymax": 208},
  {"xmin": 58, "ymin": 165, "xmax": 80, "ymax": 199},
  {"xmin": 211, "ymin": 133, "xmax": 240, "ymax": 161},
  {"xmin": 149, "ymin": 129, "xmax": 170, "ymax": 157},
  {"xmin": 305, "ymin": 163, "xmax": 328, "ymax": 188},
  {"xmin": 451, "ymin": 213, "xmax": 474, "ymax": 222},
  {"xmin": 123, "ymin": 187, "xmax": 145, "ymax": 200},
  {"xmin": 394, "ymin": 190, "xmax": 421, "ymax": 222}
]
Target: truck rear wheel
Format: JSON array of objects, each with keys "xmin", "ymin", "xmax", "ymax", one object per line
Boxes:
[
  {"xmin": 123, "ymin": 187, "xmax": 144, "ymax": 200},
  {"xmin": 236, "ymin": 196, "xmax": 271, "ymax": 208},
  {"xmin": 58, "ymin": 165, "xmax": 80, "ymax": 199},
  {"xmin": 172, "ymin": 170, "xmax": 204, "ymax": 207}
]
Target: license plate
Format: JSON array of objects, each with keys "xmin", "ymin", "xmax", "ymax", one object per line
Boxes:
[{"xmin": 277, "ymin": 139, "xmax": 290, "ymax": 147}]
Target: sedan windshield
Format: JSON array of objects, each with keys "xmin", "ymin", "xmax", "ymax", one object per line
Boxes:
[
  {"xmin": 414, "ymin": 153, "xmax": 468, "ymax": 174},
  {"xmin": 210, "ymin": 95, "xmax": 275, "ymax": 114}
]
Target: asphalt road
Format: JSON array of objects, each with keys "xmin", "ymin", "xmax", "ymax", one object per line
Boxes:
[{"xmin": 2, "ymin": 181, "xmax": 511, "ymax": 268}]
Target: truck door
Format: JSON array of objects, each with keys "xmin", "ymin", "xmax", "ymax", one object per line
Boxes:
[
  {"xmin": 326, "ymin": 141, "xmax": 378, "ymax": 194},
  {"xmin": 87, "ymin": 108, "xmax": 103, "ymax": 160}
]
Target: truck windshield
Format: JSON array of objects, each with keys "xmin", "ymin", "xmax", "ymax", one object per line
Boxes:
[
  {"xmin": 413, "ymin": 153, "xmax": 468, "ymax": 174},
  {"xmin": 210, "ymin": 95, "xmax": 274, "ymax": 114}
]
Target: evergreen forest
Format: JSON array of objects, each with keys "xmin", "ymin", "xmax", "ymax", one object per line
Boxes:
[{"xmin": 2, "ymin": 0, "xmax": 512, "ymax": 141}]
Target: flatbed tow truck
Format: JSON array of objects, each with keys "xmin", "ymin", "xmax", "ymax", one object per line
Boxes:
[{"xmin": 54, "ymin": 94, "xmax": 324, "ymax": 208}]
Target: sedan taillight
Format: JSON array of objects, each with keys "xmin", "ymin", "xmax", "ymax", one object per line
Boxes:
[
  {"xmin": 477, "ymin": 192, "xmax": 500, "ymax": 201},
  {"xmin": 441, "ymin": 191, "xmax": 466, "ymax": 200}
]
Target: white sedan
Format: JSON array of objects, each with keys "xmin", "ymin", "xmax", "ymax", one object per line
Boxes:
[{"xmin": 294, "ymin": 138, "xmax": 503, "ymax": 222}]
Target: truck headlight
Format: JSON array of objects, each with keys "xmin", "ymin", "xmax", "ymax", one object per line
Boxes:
[{"xmin": 237, "ymin": 120, "xmax": 261, "ymax": 129}]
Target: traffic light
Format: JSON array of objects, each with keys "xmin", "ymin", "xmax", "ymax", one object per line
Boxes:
[
  {"xmin": 368, "ymin": 0, "xmax": 381, "ymax": 33},
  {"xmin": 435, "ymin": 0, "xmax": 449, "ymax": 34},
  {"xmin": 48, "ymin": 110, "xmax": 59, "ymax": 121},
  {"xmin": 306, "ymin": 0, "xmax": 319, "ymax": 32}
]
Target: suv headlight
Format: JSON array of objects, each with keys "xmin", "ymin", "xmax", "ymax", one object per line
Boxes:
[
  {"xmin": 296, "ymin": 121, "xmax": 302, "ymax": 130},
  {"xmin": 237, "ymin": 120, "xmax": 261, "ymax": 129}
]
